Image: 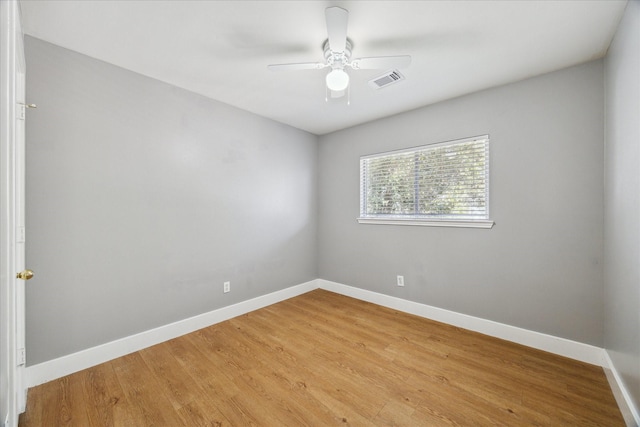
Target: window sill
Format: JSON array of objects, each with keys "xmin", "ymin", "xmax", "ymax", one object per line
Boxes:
[{"xmin": 357, "ymin": 217, "xmax": 495, "ymax": 229}]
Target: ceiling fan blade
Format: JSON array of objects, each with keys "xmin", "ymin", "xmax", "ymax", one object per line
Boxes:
[
  {"xmin": 350, "ymin": 55, "xmax": 412, "ymax": 70},
  {"xmin": 268, "ymin": 62, "xmax": 327, "ymax": 71},
  {"xmin": 325, "ymin": 6, "xmax": 348, "ymax": 52}
]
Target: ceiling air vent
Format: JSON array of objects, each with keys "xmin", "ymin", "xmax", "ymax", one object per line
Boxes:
[{"xmin": 368, "ymin": 70, "xmax": 405, "ymax": 90}]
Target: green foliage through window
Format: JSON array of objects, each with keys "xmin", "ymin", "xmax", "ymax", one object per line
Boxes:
[{"xmin": 360, "ymin": 136, "xmax": 489, "ymax": 220}]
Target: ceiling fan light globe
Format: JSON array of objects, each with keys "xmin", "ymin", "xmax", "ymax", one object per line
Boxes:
[{"xmin": 326, "ymin": 69, "xmax": 350, "ymax": 91}]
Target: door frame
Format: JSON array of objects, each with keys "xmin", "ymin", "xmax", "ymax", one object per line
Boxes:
[{"xmin": 1, "ymin": 0, "xmax": 27, "ymax": 425}]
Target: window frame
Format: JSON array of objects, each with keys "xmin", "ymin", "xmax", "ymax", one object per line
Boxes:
[{"xmin": 358, "ymin": 135, "xmax": 494, "ymax": 229}]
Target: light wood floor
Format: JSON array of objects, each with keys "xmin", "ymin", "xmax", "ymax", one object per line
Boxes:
[{"xmin": 19, "ymin": 289, "xmax": 624, "ymax": 426}]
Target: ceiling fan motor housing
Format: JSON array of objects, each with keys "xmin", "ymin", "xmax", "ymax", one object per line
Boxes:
[{"xmin": 324, "ymin": 39, "xmax": 352, "ymax": 70}]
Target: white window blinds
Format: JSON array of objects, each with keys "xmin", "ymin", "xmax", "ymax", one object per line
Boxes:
[{"xmin": 359, "ymin": 135, "xmax": 491, "ymax": 226}]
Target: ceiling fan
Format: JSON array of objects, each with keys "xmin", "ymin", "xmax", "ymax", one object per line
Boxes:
[{"xmin": 268, "ymin": 6, "xmax": 411, "ymax": 98}]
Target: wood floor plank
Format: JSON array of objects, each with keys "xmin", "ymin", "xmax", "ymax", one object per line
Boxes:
[
  {"xmin": 35, "ymin": 372, "xmax": 91, "ymax": 426},
  {"xmin": 99, "ymin": 359, "xmax": 139, "ymax": 426},
  {"xmin": 138, "ymin": 341, "xmax": 205, "ymax": 410},
  {"xmin": 175, "ymin": 398, "xmax": 229, "ymax": 427},
  {"xmin": 112, "ymin": 352, "xmax": 187, "ymax": 426},
  {"xmin": 79, "ymin": 362, "xmax": 118, "ymax": 427},
  {"xmin": 19, "ymin": 289, "xmax": 625, "ymax": 426}
]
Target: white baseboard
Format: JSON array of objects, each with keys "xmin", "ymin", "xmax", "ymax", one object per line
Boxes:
[
  {"xmin": 27, "ymin": 277, "xmax": 635, "ymax": 427},
  {"xmin": 317, "ymin": 279, "xmax": 606, "ymax": 367},
  {"xmin": 320, "ymin": 280, "xmax": 640, "ymax": 425},
  {"xmin": 603, "ymin": 350, "xmax": 640, "ymax": 427},
  {"xmin": 26, "ymin": 280, "xmax": 318, "ymax": 388}
]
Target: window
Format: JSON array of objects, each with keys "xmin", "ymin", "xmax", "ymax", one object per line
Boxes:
[{"xmin": 359, "ymin": 135, "xmax": 493, "ymax": 228}]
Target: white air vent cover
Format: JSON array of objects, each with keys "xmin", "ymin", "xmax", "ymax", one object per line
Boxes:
[{"xmin": 368, "ymin": 70, "xmax": 405, "ymax": 89}]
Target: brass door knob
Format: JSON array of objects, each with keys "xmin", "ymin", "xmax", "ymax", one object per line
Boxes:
[{"xmin": 16, "ymin": 269, "xmax": 34, "ymax": 280}]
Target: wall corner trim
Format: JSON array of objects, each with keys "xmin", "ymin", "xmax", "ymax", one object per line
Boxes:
[{"xmin": 602, "ymin": 350, "xmax": 640, "ymax": 426}]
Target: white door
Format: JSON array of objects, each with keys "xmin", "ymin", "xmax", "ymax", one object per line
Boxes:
[
  {"xmin": 1, "ymin": 1, "xmax": 28, "ymax": 426},
  {"xmin": 14, "ymin": 19, "xmax": 28, "ymax": 416}
]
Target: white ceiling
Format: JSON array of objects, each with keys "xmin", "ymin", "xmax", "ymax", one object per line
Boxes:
[{"xmin": 19, "ymin": 0, "xmax": 627, "ymax": 135}]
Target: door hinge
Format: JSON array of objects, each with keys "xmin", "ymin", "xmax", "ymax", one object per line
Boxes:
[
  {"xmin": 17, "ymin": 226, "xmax": 25, "ymax": 243},
  {"xmin": 17, "ymin": 348, "xmax": 25, "ymax": 366},
  {"xmin": 17, "ymin": 103, "xmax": 36, "ymax": 121}
]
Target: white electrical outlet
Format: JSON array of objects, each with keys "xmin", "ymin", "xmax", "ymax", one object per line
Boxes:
[
  {"xmin": 223, "ymin": 281, "xmax": 230, "ymax": 293},
  {"xmin": 397, "ymin": 275, "xmax": 404, "ymax": 287}
]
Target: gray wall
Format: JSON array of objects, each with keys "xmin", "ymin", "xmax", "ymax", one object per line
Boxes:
[
  {"xmin": 24, "ymin": 14, "xmax": 634, "ymax": 385},
  {"xmin": 604, "ymin": 0, "xmax": 640, "ymax": 409},
  {"xmin": 318, "ymin": 61, "xmax": 605, "ymax": 346},
  {"xmin": 25, "ymin": 36, "xmax": 318, "ymax": 365}
]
